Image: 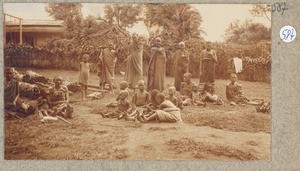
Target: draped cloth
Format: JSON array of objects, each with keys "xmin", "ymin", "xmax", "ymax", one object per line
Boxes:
[
  {"xmin": 147, "ymin": 47, "xmax": 166, "ymax": 92},
  {"xmin": 125, "ymin": 38, "xmax": 143, "ymax": 87},
  {"xmin": 99, "ymin": 48, "xmax": 116, "ymax": 86},
  {"xmin": 200, "ymin": 49, "xmax": 217, "ymax": 83},
  {"xmin": 233, "ymin": 57, "xmax": 243, "ymax": 73},
  {"xmin": 174, "ymin": 50, "xmax": 190, "ymax": 91},
  {"xmin": 156, "ymin": 100, "xmax": 182, "ymax": 122},
  {"xmin": 4, "ymin": 80, "xmax": 19, "ymax": 105}
]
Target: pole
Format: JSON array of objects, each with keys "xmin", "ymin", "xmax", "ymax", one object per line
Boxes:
[
  {"xmin": 3, "ymin": 14, "xmax": 6, "ymax": 44},
  {"xmin": 19, "ymin": 19, "xmax": 22, "ymax": 45}
]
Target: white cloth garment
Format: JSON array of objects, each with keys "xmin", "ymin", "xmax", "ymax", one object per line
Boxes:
[{"xmin": 233, "ymin": 57, "xmax": 243, "ymax": 73}]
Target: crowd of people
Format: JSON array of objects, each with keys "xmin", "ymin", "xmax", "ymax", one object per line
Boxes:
[{"xmin": 4, "ymin": 36, "xmax": 270, "ymax": 123}]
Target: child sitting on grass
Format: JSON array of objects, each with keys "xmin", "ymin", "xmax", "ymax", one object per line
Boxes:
[
  {"xmin": 202, "ymin": 82, "xmax": 224, "ymax": 105},
  {"xmin": 148, "ymin": 89, "xmax": 160, "ymax": 110},
  {"xmin": 166, "ymin": 86, "xmax": 183, "ymax": 109},
  {"xmin": 37, "ymin": 88, "xmax": 55, "ymax": 117},
  {"xmin": 180, "ymin": 72, "xmax": 196, "ymax": 106},
  {"xmin": 226, "ymin": 73, "xmax": 259, "ymax": 106},
  {"xmin": 132, "ymin": 80, "xmax": 150, "ymax": 108},
  {"xmin": 101, "ymin": 90, "xmax": 131, "ymax": 119},
  {"xmin": 190, "ymin": 84, "xmax": 206, "ymax": 106},
  {"xmin": 49, "ymin": 76, "xmax": 73, "ymax": 119},
  {"xmin": 139, "ymin": 93, "xmax": 182, "ymax": 123},
  {"xmin": 127, "ymin": 80, "xmax": 150, "ymax": 119},
  {"xmin": 106, "ymin": 81, "xmax": 129, "ymax": 107}
]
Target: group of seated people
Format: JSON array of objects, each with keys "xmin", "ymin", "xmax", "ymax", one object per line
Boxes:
[
  {"xmin": 100, "ymin": 72, "xmax": 262, "ymax": 123},
  {"xmin": 5, "ymin": 66, "xmax": 266, "ymax": 123},
  {"xmin": 4, "ymin": 67, "xmax": 73, "ymax": 119}
]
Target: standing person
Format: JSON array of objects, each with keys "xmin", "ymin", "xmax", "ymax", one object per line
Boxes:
[
  {"xmin": 199, "ymin": 41, "xmax": 217, "ymax": 93},
  {"xmin": 174, "ymin": 42, "xmax": 190, "ymax": 91},
  {"xmin": 78, "ymin": 54, "xmax": 91, "ymax": 99},
  {"xmin": 147, "ymin": 37, "xmax": 167, "ymax": 92},
  {"xmin": 99, "ymin": 44, "xmax": 117, "ymax": 94},
  {"xmin": 125, "ymin": 34, "xmax": 144, "ymax": 89}
]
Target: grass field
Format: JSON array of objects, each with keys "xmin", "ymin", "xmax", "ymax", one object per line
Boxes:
[{"xmin": 5, "ymin": 68, "xmax": 271, "ymax": 160}]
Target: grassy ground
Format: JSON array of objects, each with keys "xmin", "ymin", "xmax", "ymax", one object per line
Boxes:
[{"xmin": 5, "ymin": 68, "xmax": 271, "ymax": 160}]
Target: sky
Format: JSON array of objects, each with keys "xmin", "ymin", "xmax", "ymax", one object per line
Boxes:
[{"xmin": 4, "ymin": 3, "xmax": 271, "ymax": 42}]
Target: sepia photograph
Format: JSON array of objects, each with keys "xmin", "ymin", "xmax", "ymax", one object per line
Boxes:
[{"xmin": 3, "ymin": 3, "xmax": 271, "ymax": 160}]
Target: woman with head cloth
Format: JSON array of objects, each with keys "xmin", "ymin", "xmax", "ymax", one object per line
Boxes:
[
  {"xmin": 125, "ymin": 34, "xmax": 144, "ymax": 89},
  {"xmin": 147, "ymin": 37, "xmax": 167, "ymax": 92},
  {"xmin": 173, "ymin": 42, "xmax": 190, "ymax": 91}
]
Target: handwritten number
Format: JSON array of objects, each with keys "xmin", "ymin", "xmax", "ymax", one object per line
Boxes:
[
  {"xmin": 290, "ymin": 29, "xmax": 295, "ymax": 41},
  {"xmin": 281, "ymin": 29, "xmax": 295, "ymax": 41},
  {"xmin": 273, "ymin": 2, "xmax": 289, "ymax": 15}
]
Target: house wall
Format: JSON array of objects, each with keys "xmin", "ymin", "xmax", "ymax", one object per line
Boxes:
[{"xmin": 6, "ymin": 32, "xmax": 62, "ymax": 47}]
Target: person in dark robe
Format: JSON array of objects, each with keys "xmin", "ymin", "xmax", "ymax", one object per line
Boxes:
[
  {"xmin": 199, "ymin": 41, "xmax": 217, "ymax": 93},
  {"xmin": 4, "ymin": 67, "xmax": 34, "ymax": 115},
  {"xmin": 98, "ymin": 44, "xmax": 117, "ymax": 94},
  {"xmin": 147, "ymin": 37, "xmax": 166, "ymax": 92},
  {"xmin": 125, "ymin": 34, "xmax": 144, "ymax": 89},
  {"xmin": 174, "ymin": 42, "xmax": 190, "ymax": 91}
]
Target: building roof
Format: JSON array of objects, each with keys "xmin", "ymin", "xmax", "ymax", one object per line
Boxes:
[
  {"xmin": 6, "ymin": 19, "xmax": 64, "ymax": 26},
  {"xmin": 5, "ymin": 19, "xmax": 64, "ymax": 33}
]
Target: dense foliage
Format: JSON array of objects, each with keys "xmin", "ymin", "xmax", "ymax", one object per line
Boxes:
[{"xmin": 4, "ymin": 3, "xmax": 271, "ymax": 83}]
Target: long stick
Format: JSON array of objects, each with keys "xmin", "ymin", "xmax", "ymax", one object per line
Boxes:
[
  {"xmin": 5, "ymin": 110, "xmax": 23, "ymax": 120},
  {"xmin": 57, "ymin": 116, "xmax": 72, "ymax": 124}
]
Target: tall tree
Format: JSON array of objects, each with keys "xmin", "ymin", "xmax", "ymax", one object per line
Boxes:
[
  {"xmin": 103, "ymin": 4, "xmax": 143, "ymax": 28},
  {"xmin": 45, "ymin": 3, "xmax": 83, "ymax": 39},
  {"xmin": 249, "ymin": 4, "xmax": 271, "ymax": 22},
  {"xmin": 45, "ymin": 3, "xmax": 83, "ymax": 20},
  {"xmin": 144, "ymin": 4, "xmax": 204, "ymax": 42},
  {"xmin": 224, "ymin": 19, "xmax": 270, "ymax": 45}
]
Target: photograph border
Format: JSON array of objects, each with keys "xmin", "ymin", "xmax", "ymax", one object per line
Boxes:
[{"xmin": 1, "ymin": 0, "xmax": 300, "ymax": 170}]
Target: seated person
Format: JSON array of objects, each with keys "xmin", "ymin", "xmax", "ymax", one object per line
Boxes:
[
  {"xmin": 190, "ymin": 84, "xmax": 206, "ymax": 106},
  {"xmin": 119, "ymin": 80, "xmax": 129, "ymax": 91},
  {"xmin": 139, "ymin": 93, "xmax": 182, "ymax": 123},
  {"xmin": 226, "ymin": 73, "xmax": 257, "ymax": 105},
  {"xmin": 37, "ymin": 88, "xmax": 55, "ymax": 117},
  {"xmin": 128, "ymin": 80, "xmax": 150, "ymax": 118},
  {"xmin": 106, "ymin": 81, "xmax": 130, "ymax": 107},
  {"xmin": 101, "ymin": 90, "xmax": 131, "ymax": 119},
  {"xmin": 49, "ymin": 76, "xmax": 73, "ymax": 119},
  {"xmin": 166, "ymin": 86, "xmax": 183, "ymax": 109},
  {"xmin": 132, "ymin": 80, "xmax": 150, "ymax": 108},
  {"xmin": 4, "ymin": 67, "xmax": 35, "ymax": 115},
  {"xmin": 148, "ymin": 89, "xmax": 160, "ymax": 110},
  {"xmin": 202, "ymin": 82, "xmax": 218, "ymax": 102},
  {"xmin": 117, "ymin": 81, "xmax": 130, "ymax": 100},
  {"xmin": 202, "ymin": 83, "xmax": 224, "ymax": 105},
  {"xmin": 180, "ymin": 72, "xmax": 196, "ymax": 106}
]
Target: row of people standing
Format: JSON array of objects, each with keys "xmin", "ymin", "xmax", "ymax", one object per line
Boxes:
[
  {"xmin": 124, "ymin": 36, "xmax": 217, "ymax": 92},
  {"xmin": 86, "ymin": 35, "xmax": 216, "ymax": 94}
]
